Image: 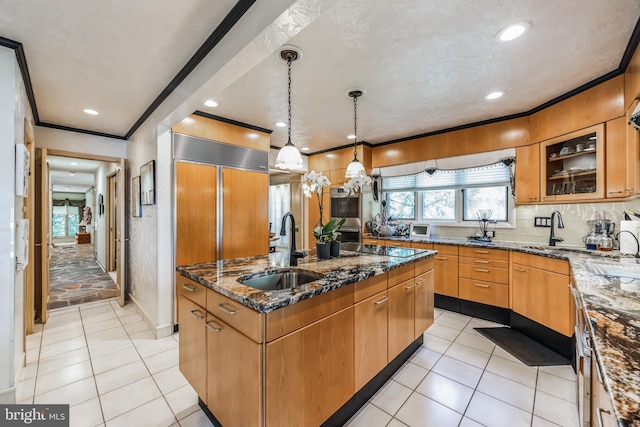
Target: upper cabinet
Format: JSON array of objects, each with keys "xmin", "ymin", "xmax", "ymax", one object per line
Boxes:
[
  {"xmin": 515, "ymin": 144, "xmax": 540, "ymax": 204},
  {"xmin": 539, "ymin": 124, "xmax": 605, "ymax": 202}
]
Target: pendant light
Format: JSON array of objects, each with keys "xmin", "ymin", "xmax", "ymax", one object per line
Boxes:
[
  {"xmin": 345, "ymin": 89, "xmax": 366, "ymax": 178},
  {"xmin": 275, "ymin": 47, "xmax": 304, "ymax": 170}
]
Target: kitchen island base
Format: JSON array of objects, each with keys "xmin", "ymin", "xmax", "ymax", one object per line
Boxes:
[{"xmin": 197, "ymin": 336, "xmax": 424, "ymax": 427}]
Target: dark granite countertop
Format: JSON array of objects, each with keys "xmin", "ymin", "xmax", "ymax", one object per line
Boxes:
[
  {"xmin": 369, "ymin": 235, "xmax": 639, "ymax": 427},
  {"xmin": 176, "ymin": 246, "xmax": 436, "ymax": 314}
]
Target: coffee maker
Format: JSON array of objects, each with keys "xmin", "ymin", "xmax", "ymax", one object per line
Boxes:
[{"xmin": 584, "ymin": 210, "xmax": 615, "ymax": 251}]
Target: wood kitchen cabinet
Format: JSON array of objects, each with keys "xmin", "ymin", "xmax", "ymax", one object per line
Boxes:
[
  {"xmin": 414, "ymin": 269, "xmax": 434, "ymax": 338},
  {"xmin": 591, "ymin": 355, "xmax": 617, "ymax": 427},
  {"xmin": 433, "ymin": 244, "xmax": 459, "ymax": 297},
  {"xmin": 206, "ymin": 313, "xmax": 262, "ymax": 427},
  {"xmin": 458, "ymin": 247, "xmax": 509, "ymax": 308},
  {"xmin": 511, "ymin": 252, "xmax": 572, "ymax": 336},
  {"xmin": 515, "ymin": 143, "xmax": 540, "ymax": 204},
  {"xmin": 606, "ymin": 105, "xmax": 640, "ymax": 198},
  {"xmin": 354, "ymin": 290, "xmax": 389, "ymax": 389},
  {"xmin": 178, "ymin": 295, "xmax": 207, "ymax": 404},
  {"xmin": 265, "ymin": 307, "xmax": 355, "ymax": 427},
  {"xmin": 388, "ymin": 278, "xmax": 415, "ymax": 361},
  {"xmin": 539, "ymin": 124, "xmax": 605, "ymax": 202}
]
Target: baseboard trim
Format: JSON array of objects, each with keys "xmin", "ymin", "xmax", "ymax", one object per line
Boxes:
[
  {"xmin": 435, "ymin": 294, "xmax": 461, "ymax": 312},
  {"xmin": 510, "ymin": 312, "xmax": 573, "ymax": 361},
  {"xmin": 126, "ymin": 293, "xmax": 172, "ymax": 339},
  {"xmin": 460, "ymin": 300, "xmax": 510, "ymax": 325},
  {"xmin": 0, "ymin": 386, "xmax": 16, "ymax": 404}
]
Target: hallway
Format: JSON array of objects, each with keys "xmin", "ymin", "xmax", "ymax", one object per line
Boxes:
[{"xmin": 48, "ymin": 243, "xmax": 118, "ymax": 309}]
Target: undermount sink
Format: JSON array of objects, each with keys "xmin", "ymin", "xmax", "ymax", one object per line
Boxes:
[
  {"xmin": 239, "ymin": 269, "xmax": 324, "ymax": 291},
  {"xmin": 584, "ymin": 261, "xmax": 640, "ymax": 280}
]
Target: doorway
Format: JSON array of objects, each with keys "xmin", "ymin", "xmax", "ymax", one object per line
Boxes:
[{"xmin": 34, "ymin": 149, "xmax": 127, "ymax": 319}]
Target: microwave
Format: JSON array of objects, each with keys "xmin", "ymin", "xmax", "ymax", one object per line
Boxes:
[{"xmin": 410, "ymin": 223, "xmax": 431, "ymax": 237}]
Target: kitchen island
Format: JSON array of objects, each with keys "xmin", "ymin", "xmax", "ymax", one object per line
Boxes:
[
  {"xmin": 367, "ymin": 234, "xmax": 640, "ymax": 427},
  {"xmin": 176, "ymin": 245, "xmax": 436, "ymax": 427}
]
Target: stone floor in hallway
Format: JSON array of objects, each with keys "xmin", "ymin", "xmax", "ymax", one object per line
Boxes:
[{"xmin": 17, "ymin": 301, "xmax": 579, "ymax": 427}]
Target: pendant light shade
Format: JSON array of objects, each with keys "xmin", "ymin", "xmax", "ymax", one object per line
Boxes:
[
  {"xmin": 345, "ymin": 89, "xmax": 366, "ymax": 178},
  {"xmin": 275, "ymin": 47, "xmax": 304, "ymax": 171}
]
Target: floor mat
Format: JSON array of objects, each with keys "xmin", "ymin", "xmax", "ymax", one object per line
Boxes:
[{"xmin": 475, "ymin": 327, "xmax": 570, "ymax": 366}]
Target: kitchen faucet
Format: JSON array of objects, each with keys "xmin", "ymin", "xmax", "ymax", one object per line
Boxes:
[
  {"xmin": 549, "ymin": 210, "xmax": 565, "ymax": 246},
  {"xmin": 281, "ymin": 212, "xmax": 306, "ymax": 266}
]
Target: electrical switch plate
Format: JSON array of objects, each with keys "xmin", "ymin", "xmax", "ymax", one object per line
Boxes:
[{"xmin": 534, "ymin": 216, "xmax": 552, "ymax": 227}]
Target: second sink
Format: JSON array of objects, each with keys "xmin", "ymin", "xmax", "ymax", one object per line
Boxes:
[{"xmin": 239, "ymin": 269, "xmax": 324, "ymax": 291}]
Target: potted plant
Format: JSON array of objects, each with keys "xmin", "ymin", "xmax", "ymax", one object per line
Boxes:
[{"xmin": 302, "ymin": 170, "xmax": 333, "ymax": 259}]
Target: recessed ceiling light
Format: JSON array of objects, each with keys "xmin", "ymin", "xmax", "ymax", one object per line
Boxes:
[
  {"xmin": 301, "ymin": 147, "xmax": 309, "ymax": 151},
  {"xmin": 84, "ymin": 109, "xmax": 99, "ymax": 115},
  {"xmin": 204, "ymin": 100, "xmax": 218, "ymax": 107},
  {"xmin": 497, "ymin": 22, "xmax": 531, "ymax": 42},
  {"xmin": 275, "ymin": 121, "xmax": 287, "ymax": 128},
  {"xmin": 347, "ymin": 134, "xmax": 356, "ymax": 140},
  {"xmin": 485, "ymin": 91, "xmax": 505, "ymax": 100}
]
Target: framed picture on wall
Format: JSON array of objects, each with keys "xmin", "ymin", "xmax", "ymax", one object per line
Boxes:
[
  {"xmin": 132, "ymin": 176, "xmax": 142, "ymax": 217},
  {"xmin": 140, "ymin": 160, "xmax": 155, "ymax": 205},
  {"xmin": 97, "ymin": 194, "xmax": 104, "ymax": 216}
]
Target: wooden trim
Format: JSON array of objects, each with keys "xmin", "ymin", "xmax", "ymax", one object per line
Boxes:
[
  {"xmin": 193, "ymin": 110, "xmax": 272, "ymax": 134},
  {"xmin": 172, "ymin": 114, "xmax": 270, "ymax": 152}
]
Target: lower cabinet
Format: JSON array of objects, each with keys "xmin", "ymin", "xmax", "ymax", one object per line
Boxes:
[
  {"xmin": 591, "ymin": 356, "xmax": 617, "ymax": 427},
  {"xmin": 354, "ymin": 290, "xmax": 388, "ymax": 389},
  {"xmin": 178, "ymin": 295, "xmax": 207, "ymax": 404},
  {"xmin": 433, "ymin": 245, "xmax": 459, "ymax": 297},
  {"xmin": 206, "ymin": 314, "xmax": 262, "ymax": 427},
  {"xmin": 414, "ymin": 270, "xmax": 434, "ymax": 338},
  {"xmin": 265, "ymin": 307, "xmax": 355, "ymax": 427},
  {"xmin": 388, "ymin": 278, "xmax": 415, "ymax": 361}
]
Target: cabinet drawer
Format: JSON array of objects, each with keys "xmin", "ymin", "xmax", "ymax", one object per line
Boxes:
[
  {"xmin": 459, "ymin": 246, "xmax": 509, "ymax": 261},
  {"xmin": 362, "ymin": 238, "xmax": 379, "ymax": 245},
  {"xmin": 207, "ymin": 289, "xmax": 264, "ymax": 343},
  {"xmin": 459, "ymin": 257, "xmax": 508, "ymax": 269},
  {"xmin": 511, "ymin": 252, "xmax": 570, "ymax": 275},
  {"xmin": 410, "ymin": 242, "xmax": 433, "ymax": 250},
  {"xmin": 459, "ymin": 264, "xmax": 509, "ymax": 284},
  {"xmin": 354, "ymin": 273, "xmax": 388, "ymax": 302},
  {"xmin": 388, "ymin": 263, "xmax": 414, "ymax": 287},
  {"xmin": 177, "ymin": 274, "xmax": 207, "ymax": 307},
  {"xmin": 387, "ymin": 240, "xmax": 410, "ymax": 247},
  {"xmin": 459, "ymin": 278, "xmax": 509, "ymax": 308},
  {"xmin": 433, "ymin": 244, "xmax": 459, "ymax": 255},
  {"xmin": 415, "ymin": 257, "xmax": 434, "ymax": 276},
  {"xmin": 265, "ymin": 285, "xmax": 353, "ymax": 341}
]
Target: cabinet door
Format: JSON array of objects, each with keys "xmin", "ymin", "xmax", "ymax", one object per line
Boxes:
[
  {"xmin": 354, "ymin": 291, "xmax": 388, "ymax": 389},
  {"xmin": 512, "ymin": 264, "xmax": 572, "ymax": 336},
  {"xmin": 206, "ymin": 315, "xmax": 262, "ymax": 427},
  {"xmin": 434, "ymin": 254, "xmax": 458, "ymax": 297},
  {"xmin": 265, "ymin": 307, "xmax": 354, "ymax": 427},
  {"xmin": 606, "ymin": 116, "xmax": 628, "ymax": 198},
  {"xmin": 414, "ymin": 270, "xmax": 434, "ymax": 338},
  {"xmin": 388, "ymin": 279, "xmax": 415, "ymax": 361},
  {"xmin": 222, "ymin": 168, "xmax": 269, "ymax": 259},
  {"xmin": 591, "ymin": 357, "xmax": 617, "ymax": 427},
  {"xmin": 178, "ymin": 296, "xmax": 207, "ymax": 403},
  {"xmin": 329, "ymin": 169, "xmax": 348, "ymax": 188},
  {"xmin": 515, "ymin": 144, "xmax": 540, "ymax": 203},
  {"xmin": 626, "ymin": 99, "xmax": 640, "ymax": 196}
]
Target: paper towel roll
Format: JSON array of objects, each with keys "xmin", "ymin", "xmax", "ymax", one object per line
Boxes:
[{"xmin": 619, "ymin": 221, "xmax": 640, "ymax": 255}]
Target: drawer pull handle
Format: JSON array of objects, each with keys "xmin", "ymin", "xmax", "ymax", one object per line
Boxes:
[
  {"xmin": 416, "ymin": 279, "xmax": 426, "ymax": 284},
  {"xmin": 374, "ymin": 297, "xmax": 389, "ymax": 305},
  {"xmin": 475, "ymin": 250, "xmax": 489, "ymax": 254},
  {"xmin": 475, "ymin": 268, "xmax": 490, "ymax": 273},
  {"xmin": 625, "ymin": 187, "xmax": 634, "ymax": 191},
  {"xmin": 182, "ymin": 284, "xmax": 196, "ymax": 292},
  {"xmin": 608, "ymin": 191, "xmax": 623, "ymax": 194},
  {"xmin": 529, "ymin": 197, "xmax": 537, "ymax": 200},
  {"xmin": 218, "ymin": 303, "xmax": 238, "ymax": 315},
  {"xmin": 596, "ymin": 408, "xmax": 611, "ymax": 427},
  {"xmin": 190, "ymin": 310, "xmax": 205, "ymax": 320},
  {"xmin": 474, "ymin": 284, "xmax": 490, "ymax": 288},
  {"xmin": 435, "ymin": 256, "xmax": 448, "ymax": 260},
  {"xmin": 405, "ymin": 283, "xmax": 418, "ymax": 290},
  {"xmin": 205, "ymin": 320, "xmax": 223, "ymax": 332},
  {"xmin": 475, "ymin": 260, "xmax": 489, "ymax": 264},
  {"xmin": 514, "ymin": 267, "xmax": 526, "ymax": 272}
]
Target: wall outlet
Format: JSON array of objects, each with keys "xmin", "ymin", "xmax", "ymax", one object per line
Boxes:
[
  {"xmin": 486, "ymin": 230, "xmax": 495, "ymax": 238},
  {"xmin": 534, "ymin": 216, "xmax": 552, "ymax": 227}
]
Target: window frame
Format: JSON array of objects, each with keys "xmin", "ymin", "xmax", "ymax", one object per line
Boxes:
[{"xmin": 461, "ymin": 186, "xmax": 509, "ymax": 222}]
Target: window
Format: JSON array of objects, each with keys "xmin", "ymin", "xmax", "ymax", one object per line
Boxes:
[
  {"xmin": 385, "ymin": 191, "xmax": 415, "ymax": 219},
  {"xmin": 268, "ymin": 184, "xmax": 290, "ymax": 247},
  {"xmin": 52, "ymin": 205, "xmax": 80, "ymax": 237},
  {"xmin": 381, "ymin": 163, "xmax": 513, "ymax": 226},
  {"xmin": 463, "ymin": 186, "xmax": 508, "ymax": 221}
]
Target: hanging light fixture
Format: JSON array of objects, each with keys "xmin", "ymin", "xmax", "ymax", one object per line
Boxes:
[
  {"xmin": 275, "ymin": 46, "xmax": 304, "ymax": 170},
  {"xmin": 345, "ymin": 89, "xmax": 366, "ymax": 178}
]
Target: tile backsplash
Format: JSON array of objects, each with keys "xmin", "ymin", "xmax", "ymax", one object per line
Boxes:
[{"xmin": 428, "ymin": 199, "xmax": 640, "ymax": 248}]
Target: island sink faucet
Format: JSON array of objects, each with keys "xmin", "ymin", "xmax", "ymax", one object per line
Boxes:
[
  {"xmin": 549, "ymin": 210, "xmax": 565, "ymax": 246},
  {"xmin": 281, "ymin": 212, "xmax": 306, "ymax": 266}
]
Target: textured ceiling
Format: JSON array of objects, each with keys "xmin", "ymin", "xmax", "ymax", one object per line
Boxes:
[{"xmin": 0, "ymin": 0, "xmax": 639, "ymax": 153}]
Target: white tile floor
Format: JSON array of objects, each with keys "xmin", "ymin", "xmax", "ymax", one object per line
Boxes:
[{"xmin": 18, "ymin": 300, "xmax": 579, "ymax": 427}]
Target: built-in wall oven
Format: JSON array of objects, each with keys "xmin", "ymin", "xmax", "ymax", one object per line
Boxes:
[{"xmin": 330, "ymin": 187, "xmax": 361, "ymax": 243}]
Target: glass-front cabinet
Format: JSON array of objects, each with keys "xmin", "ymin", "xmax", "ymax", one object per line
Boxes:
[{"xmin": 540, "ymin": 124, "xmax": 605, "ymax": 202}]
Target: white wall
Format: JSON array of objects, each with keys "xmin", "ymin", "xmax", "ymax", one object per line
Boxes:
[
  {"xmin": 35, "ymin": 126, "xmax": 126, "ymax": 158},
  {"xmin": 93, "ymin": 162, "xmax": 119, "ymax": 268}
]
